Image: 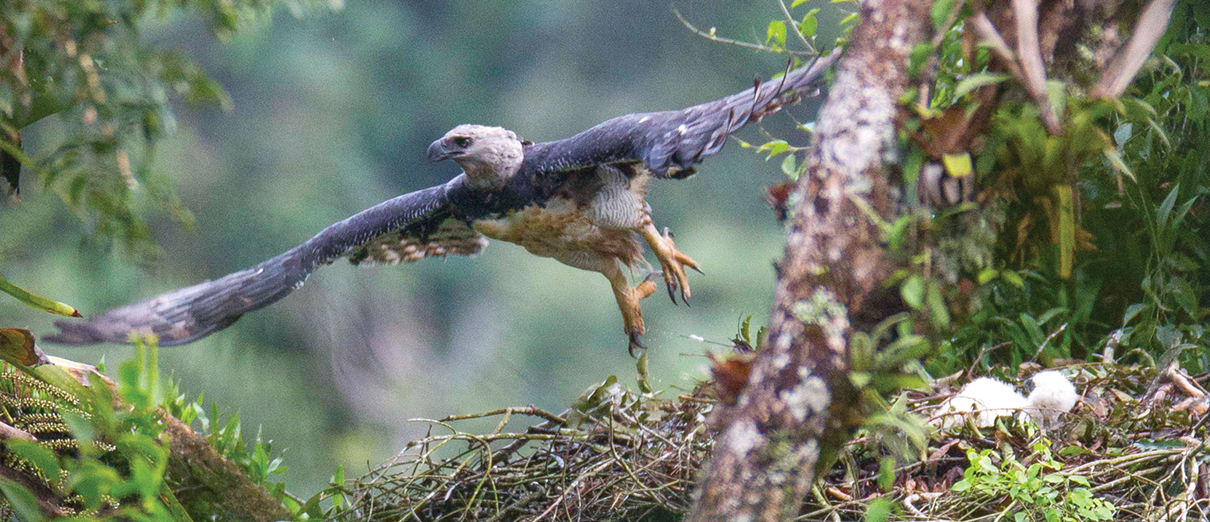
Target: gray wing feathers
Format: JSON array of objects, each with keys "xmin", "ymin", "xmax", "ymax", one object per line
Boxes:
[
  {"xmin": 47, "ymin": 180, "xmax": 466, "ymax": 345},
  {"xmin": 523, "ymin": 52, "xmax": 840, "ymax": 177}
]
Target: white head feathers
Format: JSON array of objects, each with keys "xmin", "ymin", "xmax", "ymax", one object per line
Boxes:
[{"xmin": 428, "ymin": 124, "xmax": 526, "ymax": 188}]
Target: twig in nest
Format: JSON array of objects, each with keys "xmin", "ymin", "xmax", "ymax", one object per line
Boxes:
[
  {"xmin": 1167, "ymin": 365, "xmax": 1207, "ymax": 399},
  {"xmin": 1092, "ymin": 0, "xmax": 1179, "ymax": 98}
]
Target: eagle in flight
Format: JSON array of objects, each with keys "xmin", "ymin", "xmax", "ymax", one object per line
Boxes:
[{"xmin": 48, "ymin": 55, "xmax": 837, "ymax": 354}]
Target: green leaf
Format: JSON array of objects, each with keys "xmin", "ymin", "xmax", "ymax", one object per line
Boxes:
[
  {"xmin": 0, "ymin": 328, "xmax": 46, "ymax": 366},
  {"xmin": 799, "ymin": 9, "xmax": 820, "ymax": 38},
  {"xmin": 1156, "ymin": 183, "xmax": 1180, "ymax": 225},
  {"xmin": 1001, "ymin": 270, "xmax": 1025, "ymax": 288},
  {"xmin": 930, "ymin": 0, "xmax": 961, "ymax": 30},
  {"xmin": 926, "ymin": 281, "xmax": 950, "ymax": 330},
  {"xmin": 0, "ymin": 477, "xmax": 45, "ymax": 522},
  {"xmin": 1113, "ymin": 123, "xmax": 1133, "ymax": 146},
  {"xmin": 953, "ymin": 73, "xmax": 1010, "ymax": 98},
  {"xmin": 1170, "ymin": 276, "xmax": 1198, "ymax": 318},
  {"xmin": 901, "ymin": 275, "xmax": 925, "ymax": 309},
  {"xmin": 759, "ymin": 140, "xmax": 790, "ymax": 158},
  {"xmin": 1122, "ymin": 305, "xmax": 1148, "ymax": 327},
  {"xmin": 865, "ymin": 498, "xmax": 893, "ymax": 522},
  {"xmin": 1103, "ymin": 147, "xmax": 1136, "ymax": 182},
  {"xmin": 791, "ymin": 0, "xmax": 810, "ymax": 7},
  {"xmin": 7, "ymin": 440, "xmax": 60, "ymax": 479},
  {"xmin": 942, "ymin": 152, "xmax": 973, "ymax": 178},
  {"xmin": 1146, "ymin": 117, "xmax": 1172, "ymax": 149},
  {"xmin": 951, "ymin": 479, "xmax": 972, "ymax": 492},
  {"xmin": 877, "ymin": 456, "xmax": 896, "ymax": 492},
  {"xmin": 909, "ymin": 43, "xmax": 932, "ymax": 76},
  {"xmin": 885, "ymin": 215, "xmax": 911, "ymax": 252},
  {"xmin": 1046, "ymin": 79, "xmax": 1067, "ymax": 118},
  {"xmin": 766, "ymin": 20, "xmax": 787, "ymax": 46},
  {"xmin": 332, "ymin": 465, "xmax": 346, "ymax": 510},
  {"xmin": 0, "ymin": 274, "xmax": 82, "ymax": 317},
  {"xmin": 636, "ymin": 351, "xmax": 652, "ymax": 393},
  {"xmin": 781, "ymin": 153, "xmax": 798, "ymax": 178},
  {"xmin": 1019, "ymin": 313, "xmax": 1045, "ymax": 346},
  {"xmin": 1054, "ymin": 184, "xmax": 1074, "ymax": 279}
]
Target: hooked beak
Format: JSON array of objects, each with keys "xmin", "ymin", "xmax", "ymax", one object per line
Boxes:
[{"xmin": 427, "ymin": 139, "xmax": 451, "ymax": 162}]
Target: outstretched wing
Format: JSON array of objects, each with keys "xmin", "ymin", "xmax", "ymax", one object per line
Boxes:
[
  {"xmin": 46, "ymin": 177, "xmax": 485, "ymax": 346},
  {"xmin": 521, "ymin": 52, "xmax": 840, "ymax": 178}
]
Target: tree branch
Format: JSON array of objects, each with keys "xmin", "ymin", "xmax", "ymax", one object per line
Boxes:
[
  {"xmin": 1013, "ymin": 0, "xmax": 1063, "ymax": 134},
  {"xmin": 1091, "ymin": 0, "xmax": 1179, "ymax": 98}
]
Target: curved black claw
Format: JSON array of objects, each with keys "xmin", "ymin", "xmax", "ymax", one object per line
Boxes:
[
  {"xmin": 628, "ymin": 332, "xmax": 647, "ymax": 358},
  {"xmin": 644, "ymin": 269, "xmax": 679, "ymax": 306},
  {"xmin": 659, "ymin": 226, "xmax": 694, "ymax": 305}
]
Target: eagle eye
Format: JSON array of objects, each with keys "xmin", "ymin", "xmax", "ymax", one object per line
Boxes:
[{"xmin": 453, "ymin": 137, "xmax": 473, "ymax": 148}]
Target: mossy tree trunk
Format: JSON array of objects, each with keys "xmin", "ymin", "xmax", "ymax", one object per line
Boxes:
[
  {"xmin": 688, "ymin": 0, "xmax": 1182, "ymax": 518},
  {"xmin": 687, "ymin": 0, "xmax": 932, "ymax": 519}
]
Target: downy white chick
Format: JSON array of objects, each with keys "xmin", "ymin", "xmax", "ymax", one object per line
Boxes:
[
  {"xmin": 1024, "ymin": 370, "xmax": 1078, "ymax": 428},
  {"xmin": 936, "ymin": 377, "xmax": 1029, "ymax": 429}
]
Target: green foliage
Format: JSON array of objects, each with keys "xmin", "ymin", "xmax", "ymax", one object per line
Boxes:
[
  {"xmin": 0, "ymin": 338, "xmax": 294, "ymax": 519},
  {"xmin": 1, "ymin": 0, "xmax": 335, "ymax": 263},
  {"xmin": 0, "ymin": 273, "xmax": 79, "ymax": 316},
  {"xmin": 0, "ymin": 340, "xmax": 181, "ymax": 519},
  {"xmin": 898, "ymin": 7, "xmax": 1210, "ymax": 377},
  {"xmin": 952, "ymin": 441, "xmax": 1115, "ymax": 522},
  {"xmin": 165, "ymin": 376, "xmax": 293, "ymax": 509}
]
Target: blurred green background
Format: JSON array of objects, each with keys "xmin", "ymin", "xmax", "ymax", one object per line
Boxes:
[{"xmin": 1, "ymin": 1, "xmax": 836, "ymax": 495}]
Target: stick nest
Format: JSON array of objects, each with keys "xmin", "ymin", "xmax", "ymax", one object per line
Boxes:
[{"xmin": 334, "ymin": 362, "xmax": 1208, "ymax": 521}]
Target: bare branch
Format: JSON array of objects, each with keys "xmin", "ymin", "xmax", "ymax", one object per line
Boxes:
[
  {"xmin": 0, "ymin": 421, "xmax": 35, "ymax": 442},
  {"xmin": 1013, "ymin": 0, "xmax": 1062, "ymax": 134},
  {"xmin": 673, "ymin": 7, "xmax": 814, "ymax": 57},
  {"xmin": 1092, "ymin": 0, "xmax": 1178, "ymax": 98},
  {"xmin": 970, "ymin": 12, "xmax": 1025, "ymax": 80},
  {"xmin": 778, "ymin": 0, "xmax": 818, "ymax": 55}
]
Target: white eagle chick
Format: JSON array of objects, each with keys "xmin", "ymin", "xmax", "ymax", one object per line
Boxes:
[
  {"xmin": 936, "ymin": 377, "xmax": 1029, "ymax": 429},
  {"xmin": 1024, "ymin": 370, "xmax": 1078, "ymax": 428}
]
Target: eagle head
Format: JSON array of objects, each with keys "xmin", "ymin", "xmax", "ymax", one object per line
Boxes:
[{"xmin": 428, "ymin": 124, "xmax": 525, "ymax": 188}]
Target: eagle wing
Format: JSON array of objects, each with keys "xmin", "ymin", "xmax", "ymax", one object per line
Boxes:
[
  {"xmin": 521, "ymin": 52, "xmax": 839, "ymax": 178},
  {"xmin": 46, "ymin": 177, "xmax": 485, "ymax": 345}
]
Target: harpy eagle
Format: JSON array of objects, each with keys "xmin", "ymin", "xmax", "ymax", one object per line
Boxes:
[{"xmin": 47, "ymin": 54, "xmax": 838, "ymax": 354}]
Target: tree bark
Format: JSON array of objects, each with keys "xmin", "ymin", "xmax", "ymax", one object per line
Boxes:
[{"xmin": 687, "ymin": 0, "xmax": 932, "ymax": 519}]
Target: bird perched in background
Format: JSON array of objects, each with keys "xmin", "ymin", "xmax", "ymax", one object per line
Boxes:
[
  {"xmin": 1024, "ymin": 370, "xmax": 1078, "ymax": 428},
  {"xmin": 935, "ymin": 377, "xmax": 1029, "ymax": 429},
  {"xmin": 47, "ymin": 53, "xmax": 839, "ymax": 355}
]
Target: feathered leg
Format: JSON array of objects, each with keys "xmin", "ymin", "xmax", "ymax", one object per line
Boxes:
[{"xmin": 603, "ymin": 262, "xmax": 657, "ymax": 356}]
